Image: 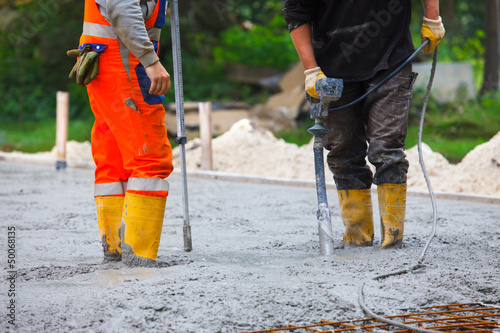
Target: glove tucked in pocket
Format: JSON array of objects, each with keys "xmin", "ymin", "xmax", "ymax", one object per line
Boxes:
[{"xmin": 67, "ymin": 43, "xmax": 108, "ymax": 86}]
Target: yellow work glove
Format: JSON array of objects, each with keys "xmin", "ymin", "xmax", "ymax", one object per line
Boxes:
[
  {"xmin": 67, "ymin": 45, "xmax": 100, "ymax": 86},
  {"xmin": 421, "ymin": 16, "xmax": 445, "ymax": 54},
  {"xmin": 304, "ymin": 67, "xmax": 327, "ymax": 100}
]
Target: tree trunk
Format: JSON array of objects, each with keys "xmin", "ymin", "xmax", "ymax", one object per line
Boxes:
[
  {"xmin": 439, "ymin": 0, "xmax": 455, "ymax": 23},
  {"xmin": 480, "ymin": 0, "xmax": 500, "ymax": 95},
  {"xmin": 18, "ymin": 57, "xmax": 24, "ymax": 123}
]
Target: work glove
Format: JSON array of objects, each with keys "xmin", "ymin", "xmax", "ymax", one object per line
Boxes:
[
  {"xmin": 421, "ymin": 16, "xmax": 445, "ymax": 54},
  {"xmin": 67, "ymin": 45, "xmax": 100, "ymax": 86},
  {"xmin": 304, "ymin": 67, "xmax": 327, "ymax": 100}
]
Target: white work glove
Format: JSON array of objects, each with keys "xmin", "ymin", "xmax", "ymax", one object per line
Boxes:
[
  {"xmin": 304, "ymin": 67, "xmax": 327, "ymax": 99},
  {"xmin": 421, "ymin": 16, "xmax": 445, "ymax": 54}
]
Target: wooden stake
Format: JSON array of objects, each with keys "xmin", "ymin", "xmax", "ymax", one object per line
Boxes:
[
  {"xmin": 56, "ymin": 91, "xmax": 69, "ymax": 170},
  {"xmin": 198, "ymin": 102, "xmax": 213, "ymax": 171}
]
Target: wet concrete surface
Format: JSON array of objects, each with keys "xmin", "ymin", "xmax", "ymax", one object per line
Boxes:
[{"xmin": 0, "ymin": 161, "xmax": 498, "ymax": 332}]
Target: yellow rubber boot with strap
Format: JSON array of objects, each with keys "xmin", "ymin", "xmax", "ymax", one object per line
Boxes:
[
  {"xmin": 96, "ymin": 196, "xmax": 124, "ymax": 261},
  {"xmin": 378, "ymin": 183, "xmax": 407, "ymax": 249},
  {"xmin": 337, "ymin": 189, "xmax": 374, "ymax": 247},
  {"xmin": 121, "ymin": 193, "xmax": 166, "ymax": 267}
]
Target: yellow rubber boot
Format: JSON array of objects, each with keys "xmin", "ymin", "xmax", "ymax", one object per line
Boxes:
[
  {"xmin": 96, "ymin": 196, "xmax": 124, "ymax": 261},
  {"xmin": 121, "ymin": 193, "xmax": 166, "ymax": 267},
  {"xmin": 378, "ymin": 183, "xmax": 407, "ymax": 249},
  {"xmin": 337, "ymin": 189, "xmax": 374, "ymax": 247}
]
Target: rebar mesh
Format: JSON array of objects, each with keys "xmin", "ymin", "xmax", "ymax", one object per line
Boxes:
[{"xmin": 243, "ymin": 303, "xmax": 500, "ymax": 333}]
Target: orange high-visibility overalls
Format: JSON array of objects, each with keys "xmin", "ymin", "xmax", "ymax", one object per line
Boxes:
[
  {"xmin": 80, "ymin": 0, "xmax": 172, "ymax": 265},
  {"xmin": 80, "ymin": 0, "xmax": 172, "ymax": 198}
]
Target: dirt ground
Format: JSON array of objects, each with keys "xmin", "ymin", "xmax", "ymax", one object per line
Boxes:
[{"xmin": 0, "ymin": 160, "xmax": 499, "ymax": 333}]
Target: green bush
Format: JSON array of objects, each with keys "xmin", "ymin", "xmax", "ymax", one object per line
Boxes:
[
  {"xmin": 407, "ymin": 89, "xmax": 500, "ymax": 163},
  {"xmin": 213, "ymin": 14, "xmax": 297, "ymax": 70},
  {"xmin": 0, "ymin": 1, "xmax": 85, "ymax": 122},
  {"xmin": 0, "ymin": 119, "xmax": 93, "ymax": 153}
]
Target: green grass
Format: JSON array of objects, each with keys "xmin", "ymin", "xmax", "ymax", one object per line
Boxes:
[
  {"xmin": 277, "ymin": 121, "xmax": 491, "ymax": 165},
  {"xmin": 2, "ymin": 92, "xmax": 500, "ymax": 165},
  {"xmin": 406, "ymin": 91, "xmax": 500, "ymax": 163},
  {"xmin": 405, "ymin": 127, "xmax": 488, "ymax": 163},
  {"xmin": 275, "ymin": 117, "xmax": 315, "ymax": 146},
  {"xmin": 0, "ymin": 119, "xmax": 94, "ymax": 153},
  {"xmin": 0, "ymin": 118, "xmax": 178, "ymax": 154},
  {"xmin": 276, "ymin": 92, "xmax": 500, "ymax": 164}
]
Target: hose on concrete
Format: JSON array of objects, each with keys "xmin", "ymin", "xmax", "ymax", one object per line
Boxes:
[{"xmin": 357, "ymin": 48, "xmax": 440, "ymax": 333}]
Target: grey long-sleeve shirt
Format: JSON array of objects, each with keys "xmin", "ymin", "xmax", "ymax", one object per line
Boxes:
[{"xmin": 96, "ymin": 0, "xmax": 160, "ymax": 68}]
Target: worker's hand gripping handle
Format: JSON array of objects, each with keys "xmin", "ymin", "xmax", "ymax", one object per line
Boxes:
[{"xmin": 307, "ymin": 78, "xmax": 344, "ymax": 119}]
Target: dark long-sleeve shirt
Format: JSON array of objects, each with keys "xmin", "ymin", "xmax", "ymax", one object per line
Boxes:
[{"xmin": 284, "ymin": 0, "xmax": 415, "ymax": 82}]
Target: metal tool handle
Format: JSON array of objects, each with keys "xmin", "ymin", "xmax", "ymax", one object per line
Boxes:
[
  {"xmin": 170, "ymin": 0, "xmax": 192, "ymax": 252},
  {"xmin": 308, "ymin": 120, "xmax": 335, "ymax": 255}
]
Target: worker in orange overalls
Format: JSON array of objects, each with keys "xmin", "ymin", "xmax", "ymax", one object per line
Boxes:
[{"xmin": 70, "ymin": 0, "xmax": 172, "ymax": 266}]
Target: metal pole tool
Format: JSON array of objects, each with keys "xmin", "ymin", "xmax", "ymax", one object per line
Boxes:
[
  {"xmin": 170, "ymin": 0, "xmax": 192, "ymax": 252},
  {"xmin": 306, "ymin": 79, "xmax": 343, "ymax": 255}
]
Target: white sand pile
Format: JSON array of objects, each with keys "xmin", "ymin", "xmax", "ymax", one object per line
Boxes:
[
  {"xmin": 173, "ymin": 119, "xmax": 318, "ymax": 179},
  {"xmin": 407, "ymin": 133, "xmax": 500, "ymax": 196},
  {"xmin": 0, "ymin": 149, "xmax": 54, "ymax": 163},
  {"xmin": 405, "ymin": 143, "xmax": 455, "ymax": 191},
  {"xmin": 174, "ymin": 119, "xmax": 500, "ymax": 197},
  {"xmin": 2, "ymin": 120, "xmax": 500, "ymax": 197},
  {"xmin": 0, "ymin": 140, "xmax": 93, "ymax": 167},
  {"xmin": 63, "ymin": 140, "xmax": 93, "ymax": 166},
  {"xmin": 439, "ymin": 132, "xmax": 500, "ymax": 196}
]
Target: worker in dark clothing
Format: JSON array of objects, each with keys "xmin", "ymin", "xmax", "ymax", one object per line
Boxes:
[{"xmin": 283, "ymin": 0, "xmax": 444, "ymax": 248}]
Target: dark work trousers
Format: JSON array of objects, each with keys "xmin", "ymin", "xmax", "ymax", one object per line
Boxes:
[{"xmin": 323, "ymin": 63, "xmax": 415, "ymax": 190}]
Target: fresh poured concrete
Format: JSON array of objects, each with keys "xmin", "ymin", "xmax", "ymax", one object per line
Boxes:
[{"xmin": 0, "ymin": 161, "xmax": 498, "ymax": 332}]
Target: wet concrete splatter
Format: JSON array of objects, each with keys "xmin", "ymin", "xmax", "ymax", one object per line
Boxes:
[{"xmin": 0, "ymin": 161, "xmax": 498, "ymax": 332}]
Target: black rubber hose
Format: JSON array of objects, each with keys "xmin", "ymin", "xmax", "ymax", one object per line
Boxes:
[{"xmin": 328, "ymin": 40, "xmax": 429, "ymax": 113}]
